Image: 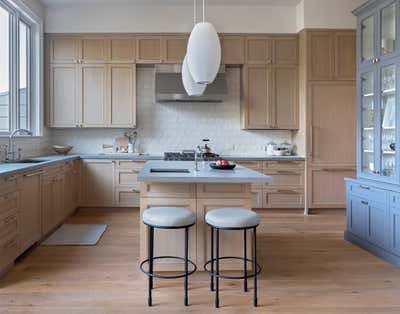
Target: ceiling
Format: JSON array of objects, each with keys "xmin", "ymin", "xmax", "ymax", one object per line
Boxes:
[{"xmin": 40, "ymin": 0, "xmax": 302, "ymax": 7}]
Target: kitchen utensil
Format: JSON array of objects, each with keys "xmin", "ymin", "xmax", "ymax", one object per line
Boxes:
[{"xmin": 52, "ymin": 145, "xmax": 73, "ymax": 155}]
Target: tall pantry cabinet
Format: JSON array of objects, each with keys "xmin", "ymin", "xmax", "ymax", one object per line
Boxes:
[
  {"xmin": 345, "ymin": 0, "xmax": 400, "ymax": 267},
  {"xmin": 296, "ymin": 29, "xmax": 357, "ymax": 210}
]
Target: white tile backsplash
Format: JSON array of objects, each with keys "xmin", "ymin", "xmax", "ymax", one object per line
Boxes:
[{"xmin": 51, "ymin": 67, "xmax": 292, "ymax": 155}]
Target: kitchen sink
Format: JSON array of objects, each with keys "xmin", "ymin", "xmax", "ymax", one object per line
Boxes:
[
  {"xmin": 150, "ymin": 168, "xmax": 190, "ymax": 173},
  {"xmin": 6, "ymin": 159, "xmax": 46, "ymax": 164}
]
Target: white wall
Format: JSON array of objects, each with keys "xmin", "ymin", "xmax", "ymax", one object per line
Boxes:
[
  {"xmin": 44, "ymin": 3, "xmax": 298, "ymax": 33},
  {"xmin": 52, "ymin": 67, "xmax": 292, "ymax": 155}
]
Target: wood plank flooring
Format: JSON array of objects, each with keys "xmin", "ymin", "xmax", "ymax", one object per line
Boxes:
[{"xmin": 1, "ymin": 208, "xmax": 400, "ymax": 313}]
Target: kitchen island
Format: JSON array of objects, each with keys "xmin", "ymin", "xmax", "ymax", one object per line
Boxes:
[{"xmin": 137, "ymin": 160, "xmax": 272, "ymax": 271}]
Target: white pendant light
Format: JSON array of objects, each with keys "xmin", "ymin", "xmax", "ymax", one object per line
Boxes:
[
  {"xmin": 182, "ymin": 55, "xmax": 207, "ymax": 96},
  {"xmin": 186, "ymin": 0, "xmax": 221, "ymax": 84}
]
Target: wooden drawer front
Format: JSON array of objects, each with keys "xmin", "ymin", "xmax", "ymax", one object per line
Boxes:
[
  {"xmin": 197, "ymin": 183, "xmax": 251, "ymax": 199},
  {"xmin": 116, "ymin": 169, "xmax": 140, "ymax": 187},
  {"xmin": 263, "ymin": 160, "xmax": 304, "ymax": 169},
  {"xmin": 141, "ymin": 183, "xmax": 195, "ymax": 199},
  {"xmin": 264, "ymin": 169, "xmax": 304, "ymax": 187},
  {"xmin": 0, "ymin": 192, "xmax": 18, "ymax": 216},
  {"xmin": 115, "ymin": 187, "xmax": 140, "ymax": 207},
  {"xmin": 263, "ymin": 188, "xmax": 304, "ymax": 208},
  {"xmin": 234, "ymin": 161, "xmax": 262, "ymax": 171},
  {"xmin": 0, "ymin": 176, "xmax": 18, "ymax": 194},
  {"xmin": 116, "ymin": 160, "xmax": 145, "ymax": 170},
  {"xmin": 0, "ymin": 209, "xmax": 18, "ymax": 237},
  {"xmin": 0, "ymin": 231, "xmax": 18, "ymax": 267},
  {"xmin": 349, "ymin": 183, "xmax": 386, "ymax": 205}
]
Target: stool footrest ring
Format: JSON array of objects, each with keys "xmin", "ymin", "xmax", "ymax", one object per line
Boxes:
[
  {"xmin": 140, "ymin": 256, "xmax": 197, "ymax": 279},
  {"xmin": 204, "ymin": 256, "xmax": 262, "ymax": 280}
]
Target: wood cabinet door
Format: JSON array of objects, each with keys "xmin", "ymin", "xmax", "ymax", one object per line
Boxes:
[
  {"xmin": 309, "ymin": 167, "xmax": 356, "ymax": 208},
  {"xmin": 274, "ymin": 36, "xmax": 298, "ymax": 65},
  {"xmin": 308, "ymin": 82, "xmax": 356, "ymax": 164},
  {"xmin": 48, "ymin": 37, "xmax": 80, "ymax": 63},
  {"xmin": 308, "ymin": 31, "xmax": 334, "ymax": 80},
  {"xmin": 110, "ymin": 38, "xmax": 136, "ymax": 63},
  {"xmin": 334, "ymin": 31, "xmax": 356, "ymax": 80},
  {"xmin": 48, "ymin": 64, "xmax": 79, "ymax": 127},
  {"xmin": 136, "ymin": 36, "xmax": 162, "ymax": 63},
  {"xmin": 19, "ymin": 173, "xmax": 42, "ymax": 252},
  {"xmin": 79, "ymin": 64, "xmax": 107, "ymax": 127},
  {"xmin": 388, "ymin": 204, "xmax": 400, "ymax": 256},
  {"xmin": 251, "ymin": 189, "xmax": 263, "ymax": 208},
  {"xmin": 41, "ymin": 173, "xmax": 55, "ymax": 236},
  {"xmin": 107, "ymin": 64, "xmax": 136, "ymax": 128},
  {"xmin": 221, "ymin": 35, "xmax": 245, "ymax": 64},
  {"xmin": 366, "ymin": 201, "xmax": 387, "ymax": 249},
  {"xmin": 273, "ymin": 66, "xmax": 299, "ymax": 129},
  {"xmin": 140, "ymin": 198, "xmax": 197, "ymax": 271},
  {"xmin": 162, "ymin": 36, "xmax": 187, "ymax": 63},
  {"xmin": 245, "ymin": 36, "xmax": 272, "ymax": 64},
  {"xmin": 54, "ymin": 174, "xmax": 66, "ymax": 225},
  {"xmin": 263, "ymin": 188, "xmax": 304, "ymax": 209},
  {"xmin": 64, "ymin": 167, "xmax": 76, "ymax": 216},
  {"xmin": 81, "ymin": 160, "xmax": 115, "ymax": 206},
  {"xmin": 81, "ymin": 38, "xmax": 108, "ymax": 63},
  {"xmin": 242, "ymin": 65, "xmax": 273, "ymax": 129}
]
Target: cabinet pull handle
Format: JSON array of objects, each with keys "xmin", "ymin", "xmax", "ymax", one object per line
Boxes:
[
  {"xmin": 276, "ymin": 170, "xmax": 297, "ymax": 174},
  {"xmin": 361, "ymin": 200, "xmax": 369, "ymax": 205},
  {"xmin": 277, "ymin": 189, "xmax": 298, "ymax": 194},
  {"xmin": 131, "ymin": 188, "xmax": 140, "ymax": 193},
  {"xmin": 24, "ymin": 170, "xmax": 46, "ymax": 177},
  {"xmin": 359, "ymin": 185, "xmax": 370, "ymax": 190},
  {"xmin": 6, "ymin": 175, "xmax": 17, "ymax": 182},
  {"xmin": 322, "ymin": 168, "xmax": 354, "ymax": 172},
  {"xmin": 308, "ymin": 125, "xmax": 313, "ymax": 158},
  {"xmin": 131, "ymin": 170, "xmax": 139, "ymax": 174}
]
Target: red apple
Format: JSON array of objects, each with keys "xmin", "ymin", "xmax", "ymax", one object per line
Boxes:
[
  {"xmin": 221, "ymin": 160, "xmax": 229, "ymax": 166},
  {"xmin": 216, "ymin": 160, "xmax": 223, "ymax": 166}
]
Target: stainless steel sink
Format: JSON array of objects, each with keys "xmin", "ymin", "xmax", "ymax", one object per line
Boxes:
[
  {"xmin": 150, "ymin": 168, "xmax": 190, "ymax": 173},
  {"xmin": 5, "ymin": 159, "xmax": 46, "ymax": 164}
]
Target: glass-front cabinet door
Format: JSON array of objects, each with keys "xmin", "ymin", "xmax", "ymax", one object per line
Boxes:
[
  {"xmin": 361, "ymin": 14, "xmax": 376, "ymax": 66},
  {"xmin": 379, "ymin": 1, "xmax": 397, "ymax": 60},
  {"xmin": 380, "ymin": 63, "xmax": 397, "ymax": 178},
  {"xmin": 360, "ymin": 70, "xmax": 377, "ymax": 175}
]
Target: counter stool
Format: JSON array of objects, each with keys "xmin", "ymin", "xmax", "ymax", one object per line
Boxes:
[
  {"xmin": 204, "ymin": 208, "xmax": 261, "ymax": 308},
  {"xmin": 140, "ymin": 207, "xmax": 197, "ymax": 307}
]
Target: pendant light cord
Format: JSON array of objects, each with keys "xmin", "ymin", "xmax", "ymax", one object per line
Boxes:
[
  {"xmin": 202, "ymin": 0, "xmax": 205, "ymax": 22},
  {"xmin": 194, "ymin": 0, "xmax": 196, "ymax": 25}
]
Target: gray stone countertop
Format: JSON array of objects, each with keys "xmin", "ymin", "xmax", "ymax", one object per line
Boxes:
[{"xmin": 137, "ymin": 160, "xmax": 272, "ymax": 184}]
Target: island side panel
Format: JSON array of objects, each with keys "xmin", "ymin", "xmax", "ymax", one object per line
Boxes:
[{"xmin": 140, "ymin": 182, "xmax": 253, "ymax": 271}]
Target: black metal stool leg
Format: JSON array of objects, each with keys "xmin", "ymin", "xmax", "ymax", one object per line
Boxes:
[
  {"xmin": 147, "ymin": 225, "xmax": 154, "ymax": 306},
  {"xmin": 210, "ymin": 226, "xmax": 214, "ymax": 292},
  {"xmin": 244, "ymin": 229, "xmax": 248, "ymax": 292},
  {"xmin": 253, "ymin": 227, "xmax": 258, "ymax": 307},
  {"xmin": 184, "ymin": 227, "xmax": 189, "ymax": 306},
  {"xmin": 215, "ymin": 228, "xmax": 220, "ymax": 308}
]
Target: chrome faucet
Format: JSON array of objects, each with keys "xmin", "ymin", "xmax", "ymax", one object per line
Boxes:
[{"xmin": 7, "ymin": 129, "xmax": 33, "ymax": 162}]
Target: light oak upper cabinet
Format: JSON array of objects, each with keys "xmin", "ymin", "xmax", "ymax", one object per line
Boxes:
[
  {"xmin": 110, "ymin": 38, "xmax": 136, "ymax": 63},
  {"xmin": 108, "ymin": 64, "xmax": 136, "ymax": 128},
  {"xmin": 80, "ymin": 160, "xmax": 115, "ymax": 206},
  {"xmin": 220, "ymin": 35, "xmax": 245, "ymax": 64},
  {"xmin": 18, "ymin": 172, "xmax": 42, "ymax": 252},
  {"xmin": 242, "ymin": 65, "xmax": 273, "ymax": 129},
  {"xmin": 274, "ymin": 36, "xmax": 298, "ymax": 65},
  {"xmin": 79, "ymin": 64, "xmax": 108, "ymax": 127},
  {"xmin": 48, "ymin": 37, "xmax": 80, "ymax": 63},
  {"xmin": 136, "ymin": 36, "xmax": 162, "ymax": 63},
  {"xmin": 81, "ymin": 37, "xmax": 108, "ymax": 63},
  {"xmin": 307, "ymin": 30, "xmax": 356, "ymax": 81},
  {"xmin": 162, "ymin": 36, "xmax": 188, "ymax": 63},
  {"xmin": 245, "ymin": 36, "xmax": 272, "ymax": 64},
  {"xmin": 48, "ymin": 64, "xmax": 79, "ymax": 127}
]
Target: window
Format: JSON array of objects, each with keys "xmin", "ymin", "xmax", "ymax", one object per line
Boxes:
[{"xmin": 0, "ymin": 0, "xmax": 42, "ymax": 135}]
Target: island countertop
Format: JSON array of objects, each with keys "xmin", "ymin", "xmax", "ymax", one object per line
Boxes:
[{"xmin": 137, "ymin": 160, "xmax": 272, "ymax": 184}]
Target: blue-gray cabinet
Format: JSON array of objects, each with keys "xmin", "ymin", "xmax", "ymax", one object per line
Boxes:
[{"xmin": 346, "ymin": 0, "xmax": 400, "ymax": 266}]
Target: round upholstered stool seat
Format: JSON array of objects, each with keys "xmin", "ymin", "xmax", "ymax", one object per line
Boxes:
[
  {"xmin": 205, "ymin": 208, "xmax": 260, "ymax": 229},
  {"xmin": 143, "ymin": 207, "xmax": 196, "ymax": 228}
]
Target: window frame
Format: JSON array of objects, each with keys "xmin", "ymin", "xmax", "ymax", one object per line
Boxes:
[{"xmin": 0, "ymin": 0, "xmax": 43, "ymax": 136}]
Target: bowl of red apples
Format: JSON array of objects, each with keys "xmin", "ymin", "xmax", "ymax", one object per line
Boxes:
[{"xmin": 209, "ymin": 159, "xmax": 236, "ymax": 170}]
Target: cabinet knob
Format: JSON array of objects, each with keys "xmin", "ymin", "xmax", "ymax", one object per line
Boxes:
[{"xmin": 361, "ymin": 200, "xmax": 369, "ymax": 205}]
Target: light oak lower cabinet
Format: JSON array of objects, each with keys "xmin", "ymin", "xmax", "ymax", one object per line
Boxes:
[
  {"xmin": 18, "ymin": 171, "xmax": 43, "ymax": 253},
  {"xmin": 80, "ymin": 159, "xmax": 115, "ymax": 206},
  {"xmin": 263, "ymin": 188, "xmax": 304, "ymax": 208}
]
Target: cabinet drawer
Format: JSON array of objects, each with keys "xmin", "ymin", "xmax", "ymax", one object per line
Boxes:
[
  {"xmin": 141, "ymin": 183, "xmax": 195, "ymax": 199},
  {"xmin": 234, "ymin": 161, "xmax": 262, "ymax": 171},
  {"xmin": 115, "ymin": 168, "xmax": 140, "ymax": 187},
  {"xmin": 263, "ymin": 188, "xmax": 304, "ymax": 208},
  {"xmin": 197, "ymin": 183, "xmax": 251, "ymax": 199},
  {"xmin": 263, "ymin": 160, "xmax": 304, "ymax": 169},
  {"xmin": 116, "ymin": 160, "xmax": 145, "ymax": 170},
  {"xmin": 264, "ymin": 169, "xmax": 304, "ymax": 187},
  {"xmin": 0, "ymin": 192, "xmax": 18, "ymax": 216},
  {"xmin": 349, "ymin": 183, "xmax": 387, "ymax": 204},
  {"xmin": 0, "ymin": 209, "xmax": 18, "ymax": 237},
  {"xmin": 115, "ymin": 187, "xmax": 140, "ymax": 207}
]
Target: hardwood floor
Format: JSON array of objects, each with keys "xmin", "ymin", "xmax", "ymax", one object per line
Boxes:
[{"xmin": 1, "ymin": 208, "xmax": 400, "ymax": 313}]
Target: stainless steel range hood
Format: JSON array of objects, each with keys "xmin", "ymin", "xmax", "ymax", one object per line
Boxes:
[{"xmin": 155, "ymin": 64, "xmax": 227, "ymax": 103}]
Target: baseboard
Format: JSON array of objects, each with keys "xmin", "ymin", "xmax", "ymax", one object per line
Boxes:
[{"xmin": 344, "ymin": 231, "xmax": 400, "ymax": 267}]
